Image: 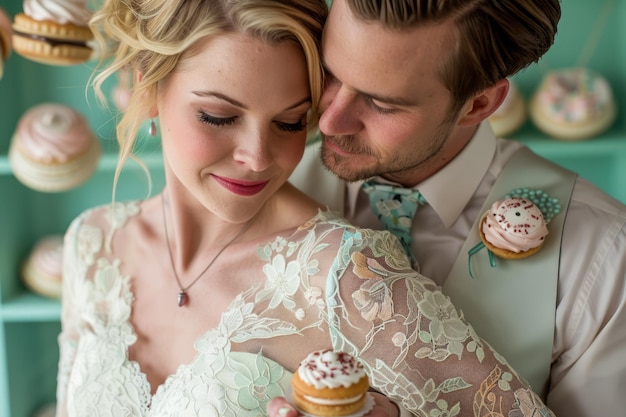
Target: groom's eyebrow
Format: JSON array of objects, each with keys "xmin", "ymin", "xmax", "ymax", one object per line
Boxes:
[{"xmin": 323, "ymin": 65, "xmax": 414, "ymax": 107}]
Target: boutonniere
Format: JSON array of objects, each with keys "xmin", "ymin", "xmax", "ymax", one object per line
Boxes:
[{"xmin": 468, "ymin": 188, "xmax": 562, "ymax": 279}]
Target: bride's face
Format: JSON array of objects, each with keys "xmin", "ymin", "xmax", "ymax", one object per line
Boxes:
[{"xmin": 157, "ymin": 33, "xmax": 311, "ymax": 222}]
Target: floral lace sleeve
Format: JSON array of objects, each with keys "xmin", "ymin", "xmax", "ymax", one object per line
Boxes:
[
  {"xmin": 326, "ymin": 227, "xmax": 554, "ymax": 417},
  {"xmin": 56, "ymin": 215, "xmax": 85, "ymax": 417},
  {"xmin": 56, "ymin": 204, "xmax": 125, "ymax": 417}
]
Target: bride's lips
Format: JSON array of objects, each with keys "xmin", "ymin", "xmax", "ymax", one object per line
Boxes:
[{"xmin": 212, "ymin": 175, "xmax": 270, "ymax": 196}]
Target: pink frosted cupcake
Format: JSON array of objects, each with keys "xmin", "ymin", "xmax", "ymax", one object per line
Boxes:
[
  {"xmin": 22, "ymin": 235, "xmax": 64, "ymax": 299},
  {"xmin": 9, "ymin": 103, "xmax": 101, "ymax": 192},
  {"xmin": 479, "ymin": 197, "xmax": 548, "ymax": 259}
]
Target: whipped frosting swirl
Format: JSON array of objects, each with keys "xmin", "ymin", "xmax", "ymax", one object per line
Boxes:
[
  {"xmin": 17, "ymin": 104, "xmax": 93, "ymax": 163},
  {"xmin": 298, "ymin": 350, "xmax": 366, "ymax": 389},
  {"xmin": 24, "ymin": 0, "xmax": 92, "ymax": 25},
  {"xmin": 482, "ymin": 197, "xmax": 548, "ymax": 253}
]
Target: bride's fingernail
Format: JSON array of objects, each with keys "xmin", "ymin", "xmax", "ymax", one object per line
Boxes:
[{"xmin": 278, "ymin": 407, "xmax": 293, "ymax": 417}]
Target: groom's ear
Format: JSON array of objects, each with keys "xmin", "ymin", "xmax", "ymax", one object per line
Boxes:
[{"xmin": 456, "ymin": 79, "xmax": 509, "ymax": 127}]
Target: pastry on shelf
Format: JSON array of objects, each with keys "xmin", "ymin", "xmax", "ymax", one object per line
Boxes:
[
  {"xmin": 488, "ymin": 79, "xmax": 527, "ymax": 138},
  {"xmin": 22, "ymin": 235, "xmax": 64, "ymax": 299},
  {"xmin": 9, "ymin": 103, "xmax": 101, "ymax": 192},
  {"xmin": 0, "ymin": 7, "xmax": 12, "ymax": 79},
  {"xmin": 12, "ymin": 0, "xmax": 94, "ymax": 65},
  {"xmin": 529, "ymin": 67, "xmax": 617, "ymax": 141}
]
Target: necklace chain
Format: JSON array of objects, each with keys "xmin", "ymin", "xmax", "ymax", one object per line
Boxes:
[{"xmin": 161, "ymin": 193, "xmax": 253, "ymax": 307}]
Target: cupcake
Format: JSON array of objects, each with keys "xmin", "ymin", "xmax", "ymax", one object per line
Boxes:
[
  {"xmin": 9, "ymin": 103, "xmax": 101, "ymax": 192},
  {"xmin": 12, "ymin": 0, "xmax": 94, "ymax": 66},
  {"xmin": 479, "ymin": 197, "xmax": 548, "ymax": 259},
  {"xmin": 530, "ymin": 67, "xmax": 617, "ymax": 141},
  {"xmin": 292, "ymin": 349, "xmax": 370, "ymax": 417},
  {"xmin": 488, "ymin": 79, "xmax": 527, "ymax": 138},
  {"xmin": 22, "ymin": 235, "xmax": 64, "ymax": 299},
  {"xmin": 0, "ymin": 8, "xmax": 12, "ymax": 78}
]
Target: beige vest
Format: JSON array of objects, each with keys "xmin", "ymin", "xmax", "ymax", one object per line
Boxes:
[{"xmin": 443, "ymin": 147, "xmax": 576, "ymax": 397}]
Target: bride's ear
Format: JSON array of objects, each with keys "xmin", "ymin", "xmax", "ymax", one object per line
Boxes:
[
  {"xmin": 456, "ymin": 79, "xmax": 509, "ymax": 127},
  {"xmin": 136, "ymin": 70, "xmax": 159, "ymax": 118}
]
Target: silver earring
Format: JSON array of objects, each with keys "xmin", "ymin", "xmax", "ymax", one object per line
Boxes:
[{"xmin": 149, "ymin": 119, "xmax": 157, "ymax": 137}]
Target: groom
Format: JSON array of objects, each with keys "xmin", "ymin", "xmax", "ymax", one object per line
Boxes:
[{"xmin": 283, "ymin": 1, "xmax": 626, "ymax": 416}]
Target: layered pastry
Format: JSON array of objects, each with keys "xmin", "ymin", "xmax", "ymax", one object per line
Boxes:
[
  {"xmin": 12, "ymin": 0, "xmax": 94, "ymax": 65},
  {"xmin": 530, "ymin": 68, "xmax": 616, "ymax": 140},
  {"xmin": 479, "ymin": 197, "xmax": 548, "ymax": 259},
  {"xmin": 488, "ymin": 79, "xmax": 527, "ymax": 138},
  {"xmin": 22, "ymin": 235, "xmax": 64, "ymax": 299},
  {"xmin": 9, "ymin": 103, "xmax": 101, "ymax": 192},
  {"xmin": 292, "ymin": 349, "xmax": 369, "ymax": 417},
  {"xmin": 0, "ymin": 8, "xmax": 12, "ymax": 78}
]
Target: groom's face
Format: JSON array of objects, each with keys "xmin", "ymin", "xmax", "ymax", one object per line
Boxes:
[{"xmin": 317, "ymin": 0, "xmax": 458, "ymax": 185}]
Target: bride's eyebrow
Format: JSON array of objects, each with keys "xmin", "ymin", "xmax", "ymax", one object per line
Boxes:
[
  {"xmin": 192, "ymin": 91, "xmax": 246, "ymax": 108},
  {"xmin": 191, "ymin": 91, "xmax": 311, "ymax": 111}
]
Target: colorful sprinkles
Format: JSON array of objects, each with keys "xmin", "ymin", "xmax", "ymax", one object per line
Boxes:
[{"xmin": 505, "ymin": 188, "xmax": 562, "ymax": 223}]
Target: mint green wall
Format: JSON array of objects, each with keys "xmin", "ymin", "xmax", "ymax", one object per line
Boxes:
[{"xmin": 0, "ymin": 1, "xmax": 624, "ymax": 416}]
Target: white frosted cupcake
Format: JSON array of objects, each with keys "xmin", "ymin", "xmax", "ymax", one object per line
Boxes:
[
  {"xmin": 9, "ymin": 103, "xmax": 101, "ymax": 192},
  {"xmin": 292, "ymin": 349, "xmax": 370, "ymax": 417},
  {"xmin": 22, "ymin": 235, "xmax": 64, "ymax": 299}
]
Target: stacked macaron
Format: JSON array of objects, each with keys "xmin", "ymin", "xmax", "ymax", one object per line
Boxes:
[
  {"xmin": 12, "ymin": 0, "xmax": 94, "ymax": 66},
  {"xmin": 9, "ymin": 103, "xmax": 101, "ymax": 192}
]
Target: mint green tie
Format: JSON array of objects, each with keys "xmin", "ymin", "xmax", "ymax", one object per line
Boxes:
[{"xmin": 362, "ymin": 180, "xmax": 426, "ymax": 265}]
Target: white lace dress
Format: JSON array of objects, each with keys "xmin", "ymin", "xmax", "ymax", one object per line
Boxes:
[{"xmin": 56, "ymin": 201, "xmax": 554, "ymax": 417}]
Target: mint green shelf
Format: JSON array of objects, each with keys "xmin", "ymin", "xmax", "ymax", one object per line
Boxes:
[{"xmin": 1, "ymin": 293, "xmax": 61, "ymax": 323}]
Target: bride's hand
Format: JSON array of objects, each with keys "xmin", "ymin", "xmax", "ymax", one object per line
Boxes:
[{"xmin": 266, "ymin": 393, "xmax": 399, "ymax": 417}]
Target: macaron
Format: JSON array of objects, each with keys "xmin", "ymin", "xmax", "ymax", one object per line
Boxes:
[{"xmin": 12, "ymin": 0, "xmax": 94, "ymax": 66}]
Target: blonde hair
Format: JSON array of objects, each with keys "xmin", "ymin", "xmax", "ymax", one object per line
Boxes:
[{"xmin": 90, "ymin": 0, "xmax": 327, "ymax": 198}]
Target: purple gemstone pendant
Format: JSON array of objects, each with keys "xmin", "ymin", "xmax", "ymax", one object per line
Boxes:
[{"xmin": 177, "ymin": 291, "xmax": 189, "ymax": 307}]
